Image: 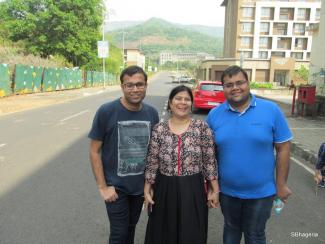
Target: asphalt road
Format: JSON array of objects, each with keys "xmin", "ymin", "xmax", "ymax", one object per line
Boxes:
[{"xmin": 0, "ymin": 72, "xmax": 324, "ymax": 244}]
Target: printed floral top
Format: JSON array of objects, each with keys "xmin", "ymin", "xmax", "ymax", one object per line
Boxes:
[{"xmin": 145, "ymin": 119, "xmax": 217, "ymax": 184}]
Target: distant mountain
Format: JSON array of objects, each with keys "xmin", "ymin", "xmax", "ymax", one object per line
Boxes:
[
  {"xmin": 179, "ymin": 24, "xmax": 224, "ymax": 38},
  {"xmin": 106, "ymin": 20, "xmax": 224, "ymax": 38},
  {"xmin": 107, "ymin": 18, "xmax": 223, "ymax": 63},
  {"xmin": 105, "ymin": 21, "xmax": 142, "ymax": 32}
]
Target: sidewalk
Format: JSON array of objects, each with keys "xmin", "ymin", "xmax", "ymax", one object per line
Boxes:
[
  {"xmin": 252, "ymin": 89, "xmax": 325, "ymax": 166},
  {"xmin": 0, "ymin": 85, "xmax": 120, "ymax": 116}
]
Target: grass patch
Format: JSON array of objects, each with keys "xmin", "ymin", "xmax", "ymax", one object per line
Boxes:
[{"xmin": 250, "ymin": 82, "xmax": 273, "ymax": 89}]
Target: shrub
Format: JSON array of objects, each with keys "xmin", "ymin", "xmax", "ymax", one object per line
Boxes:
[{"xmin": 250, "ymin": 82, "xmax": 273, "ymax": 89}]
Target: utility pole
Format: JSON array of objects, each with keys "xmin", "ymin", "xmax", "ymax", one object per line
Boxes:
[
  {"xmin": 102, "ymin": 14, "xmax": 106, "ymax": 87},
  {"xmin": 101, "ymin": 0, "xmax": 110, "ymax": 88},
  {"xmin": 122, "ymin": 28, "xmax": 125, "ymax": 69},
  {"xmin": 122, "ymin": 28, "xmax": 125, "ymax": 68}
]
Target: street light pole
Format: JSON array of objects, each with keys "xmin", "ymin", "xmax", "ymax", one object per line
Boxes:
[{"xmin": 122, "ymin": 28, "xmax": 126, "ymax": 69}]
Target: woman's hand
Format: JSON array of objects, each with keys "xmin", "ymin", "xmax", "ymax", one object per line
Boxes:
[
  {"xmin": 207, "ymin": 179, "xmax": 220, "ymax": 208},
  {"xmin": 314, "ymin": 170, "xmax": 323, "ymax": 184},
  {"xmin": 207, "ymin": 190, "xmax": 219, "ymax": 208},
  {"xmin": 144, "ymin": 182, "xmax": 155, "ymax": 210}
]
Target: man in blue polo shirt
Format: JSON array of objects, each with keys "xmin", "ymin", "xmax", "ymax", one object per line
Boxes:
[{"xmin": 207, "ymin": 65, "xmax": 292, "ymax": 244}]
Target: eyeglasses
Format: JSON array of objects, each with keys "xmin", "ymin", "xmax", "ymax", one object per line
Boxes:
[
  {"xmin": 123, "ymin": 82, "xmax": 146, "ymax": 90},
  {"xmin": 223, "ymin": 80, "xmax": 248, "ymax": 89}
]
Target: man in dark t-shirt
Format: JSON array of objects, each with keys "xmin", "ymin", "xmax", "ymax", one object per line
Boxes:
[{"xmin": 89, "ymin": 66, "xmax": 159, "ymax": 244}]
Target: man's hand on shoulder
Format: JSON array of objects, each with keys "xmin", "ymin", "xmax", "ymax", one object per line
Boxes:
[{"xmin": 99, "ymin": 186, "xmax": 118, "ymax": 202}]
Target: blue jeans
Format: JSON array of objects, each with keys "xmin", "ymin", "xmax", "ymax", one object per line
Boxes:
[
  {"xmin": 219, "ymin": 193, "xmax": 274, "ymax": 244},
  {"xmin": 105, "ymin": 190, "xmax": 143, "ymax": 244}
]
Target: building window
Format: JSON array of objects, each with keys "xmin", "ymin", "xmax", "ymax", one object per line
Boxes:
[
  {"xmin": 260, "ymin": 22, "xmax": 269, "ymax": 34},
  {"xmin": 261, "ymin": 7, "xmax": 271, "ymax": 18},
  {"xmin": 294, "ymin": 23, "xmax": 305, "ymax": 35},
  {"xmin": 241, "ymin": 37, "xmax": 252, "ymax": 47},
  {"xmin": 295, "ymin": 38, "xmax": 306, "ymax": 49},
  {"xmin": 271, "ymin": 52, "xmax": 285, "ymax": 57},
  {"xmin": 297, "ymin": 8, "xmax": 310, "ymax": 21},
  {"xmin": 259, "ymin": 51, "xmax": 268, "ymax": 59},
  {"xmin": 273, "ymin": 23, "xmax": 287, "ymax": 35},
  {"xmin": 280, "ymin": 8, "xmax": 293, "ymax": 20},
  {"xmin": 291, "ymin": 52, "xmax": 303, "ymax": 59},
  {"xmin": 241, "ymin": 51, "xmax": 252, "ymax": 58},
  {"xmin": 277, "ymin": 37, "xmax": 291, "ymax": 50},
  {"xmin": 242, "ymin": 22, "xmax": 253, "ymax": 33},
  {"xmin": 316, "ymin": 9, "xmax": 320, "ymax": 21},
  {"xmin": 259, "ymin": 37, "xmax": 269, "ymax": 48},
  {"xmin": 243, "ymin": 7, "xmax": 254, "ymax": 18}
]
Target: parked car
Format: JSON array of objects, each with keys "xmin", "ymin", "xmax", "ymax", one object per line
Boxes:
[
  {"xmin": 192, "ymin": 81, "xmax": 225, "ymax": 111},
  {"xmin": 178, "ymin": 75, "xmax": 191, "ymax": 83}
]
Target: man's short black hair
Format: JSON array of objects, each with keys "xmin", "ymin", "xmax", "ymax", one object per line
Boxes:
[
  {"xmin": 221, "ymin": 65, "xmax": 249, "ymax": 84},
  {"xmin": 120, "ymin": 65, "xmax": 148, "ymax": 84}
]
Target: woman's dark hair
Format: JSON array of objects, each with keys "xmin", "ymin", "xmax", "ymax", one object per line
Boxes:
[
  {"xmin": 120, "ymin": 65, "xmax": 147, "ymax": 83},
  {"xmin": 221, "ymin": 65, "xmax": 248, "ymax": 84},
  {"xmin": 167, "ymin": 85, "xmax": 193, "ymax": 110}
]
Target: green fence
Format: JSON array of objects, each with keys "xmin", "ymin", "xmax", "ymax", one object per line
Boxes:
[
  {"xmin": 0, "ymin": 63, "xmax": 11, "ymax": 97},
  {"xmin": 86, "ymin": 71, "xmax": 93, "ymax": 87},
  {"xmin": 1, "ymin": 64, "xmax": 119, "ymax": 97},
  {"xmin": 92, "ymin": 71, "xmax": 104, "ymax": 87},
  {"xmin": 107, "ymin": 73, "xmax": 118, "ymax": 85},
  {"xmin": 14, "ymin": 64, "xmax": 43, "ymax": 94},
  {"xmin": 43, "ymin": 67, "xmax": 61, "ymax": 92}
]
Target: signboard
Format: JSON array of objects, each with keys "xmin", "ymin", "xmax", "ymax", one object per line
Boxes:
[{"xmin": 97, "ymin": 41, "xmax": 109, "ymax": 58}]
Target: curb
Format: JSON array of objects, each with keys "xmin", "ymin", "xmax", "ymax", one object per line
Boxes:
[{"xmin": 291, "ymin": 141, "xmax": 317, "ymax": 167}]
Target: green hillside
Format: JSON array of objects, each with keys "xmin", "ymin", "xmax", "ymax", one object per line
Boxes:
[
  {"xmin": 106, "ymin": 20, "xmax": 224, "ymax": 38},
  {"xmin": 108, "ymin": 18, "xmax": 223, "ymax": 64}
]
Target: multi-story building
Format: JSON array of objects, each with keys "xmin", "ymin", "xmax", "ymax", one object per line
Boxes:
[
  {"xmin": 223, "ymin": 0, "xmax": 321, "ymax": 61},
  {"xmin": 198, "ymin": 0, "xmax": 321, "ymax": 86},
  {"xmin": 160, "ymin": 51, "xmax": 215, "ymax": 65},
  {"xmin": 123, "ymin": 47, "xmax": 145, "ymax": 69}
]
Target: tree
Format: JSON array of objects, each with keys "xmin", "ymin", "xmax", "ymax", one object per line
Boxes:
[
  {"xmin": 0, "ymin": 0, "xmax": 103, "ymax": 67},
  {"xmin": 295, "ymin": 65, "xmax": 309, "ymax": 82}
]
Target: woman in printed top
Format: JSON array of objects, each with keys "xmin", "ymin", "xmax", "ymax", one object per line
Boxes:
[
  {"xmin": 315, "ymin": 142, "xmax": 325, "ymax": 187},
  {"xmin": 143, "ymin": 85, "xmax": 220, "ymax": 244}
]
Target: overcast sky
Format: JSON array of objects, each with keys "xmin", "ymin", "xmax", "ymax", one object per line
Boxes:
[{"xmin": 106, "ymin": 0, "xmax": 225, "ymax": 27}]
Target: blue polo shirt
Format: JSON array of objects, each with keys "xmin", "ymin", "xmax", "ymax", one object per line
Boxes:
[{"xmin": 206, "ymin": 95, "xmax": 292, "ymax": 199}]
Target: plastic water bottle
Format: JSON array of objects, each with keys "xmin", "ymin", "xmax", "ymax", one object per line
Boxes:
[{"xmin": 273, "ymin": 198, "xmax": 284, "ymax": 215}]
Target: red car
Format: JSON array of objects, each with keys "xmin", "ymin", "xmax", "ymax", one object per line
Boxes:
[{"xmin": 192, "ymin": 81, "xmax": 226, "ymax": 111}]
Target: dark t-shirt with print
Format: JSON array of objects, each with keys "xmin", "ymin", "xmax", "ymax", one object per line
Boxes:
[{"xmin": 88, "ymin": 99, "xmax": 159, "ymax": 195}]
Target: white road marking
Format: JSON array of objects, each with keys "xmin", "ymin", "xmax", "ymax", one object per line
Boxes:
[
  {"xmin": 0, "ymin": 143, "xmax": 7, "ymax": 148},
  {"xmin": 291, "ymin": 156, "xmax": 314, "ymax": 175},
  {"xmin": 83, "ymin": 90, "xmax": 105, "ymax": 96},
  {"xmin": 60, "ymin": 110, "xmax": 90, "ymax": 122},
  {"xmin": 13, "ymin": 119, "xmax": 25, "ymax": 123}
]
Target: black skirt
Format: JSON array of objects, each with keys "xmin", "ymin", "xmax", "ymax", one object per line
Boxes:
[{"xmin": 144, "ymin": 172, "xmax": 208, "ymax": 244}]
